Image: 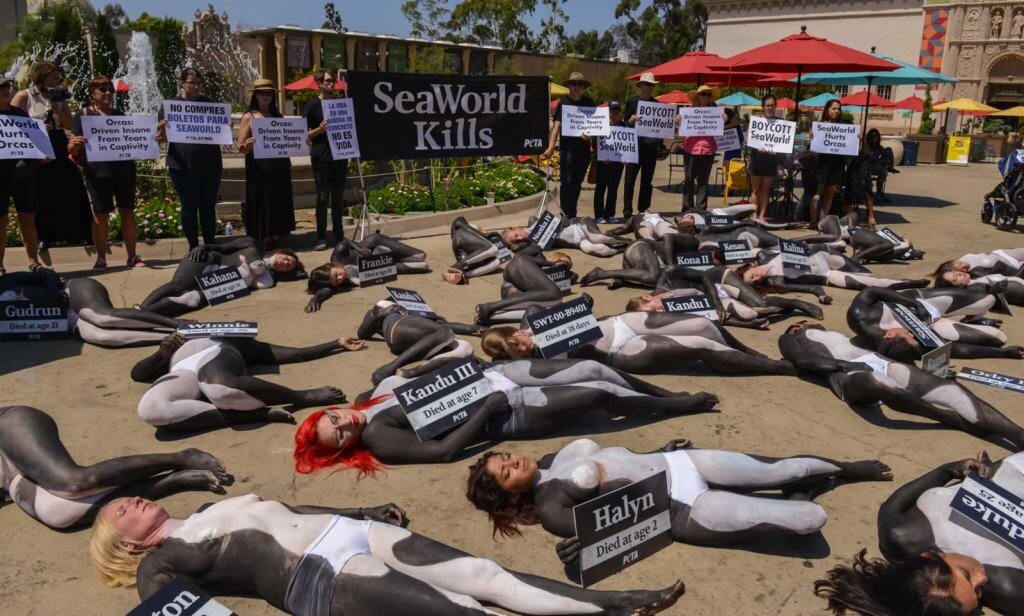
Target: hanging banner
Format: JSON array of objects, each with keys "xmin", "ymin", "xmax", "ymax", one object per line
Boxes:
[
  {"xmin": 561, "ymin": 105, "xmax": 611, "ymax": 138},
  {"xmin": 252, "ymin": 117, "xmax": 309, "ymax": 159},
  {"xmin": 528, "ymin": 211, "xmax": 561, "ymax": 250},
  {"xmin": 634, "ymin": 100, "xmax": 676, "ymax": 140},
  {"xmin": 714, "ymin": 128, "xmax": 742, "ymax": 152},
  {"xmin": 323, "ymin": 98, "xmax": 361, "ymax": 160},
  {"xmin": 0, "ymin": 301, "xmax": 69, "ymax": 341},
  {"xmin": 527, "ymin": 297, "xmax": 603, "ymax": 358},
  {"xmin": 662, "ymin": 294, "xmax": 718, "ymax": 320},
  {"xmin": 162, "ymin": 100, "xmax": 233, "ymax": 146},
  {"xmin": 957, "ymin": 367, "xmax": 1024, "ymax": 395},
  {"xmin": 176, "ymin": 321, "xmax": 258, "ymax": 338},
  {"xmin": 746, "ymin": 116, "xmax": 796, "ymax": 154},
  {"xmin": 393, "ymin": 357, "xmax": 493, "ymax": 442},
  {"xmin": 346, "ymin": 72, "xmax": 548, "ymax": 159},
  {"xmin": 80, "ymin": 114, "xmax": 159, "ymax": 162},
  {"xmin": 811, "ymin": 122, "xmax": 860, "ymax": 156},
  {"xmin": 946, "ymin": 135, "xmax": 971, "ymax": 166},
  {"xmin": 676, "ymin": 107, "xmax": 723, "ymax": 138},
  {"xmin": 949, "ymin": 473, "xmax": 1024, "ymax": 561},
  {"xmin": 0, "ymin": 115, "xmax": 55, "ymax": 159},
  {"xmin": 127, "ymin": 579, "xmax": 235, "ymax": 616},
  {"xmin": 596, "ymin": 126, "xmax": 638, "ymax": 164}
]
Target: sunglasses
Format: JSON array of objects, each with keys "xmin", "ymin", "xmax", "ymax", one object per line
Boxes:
[
  {"xmin": 318, "ymin": 79, "xmax": 336, "ymax": 84},
  {"xmin": 698, "ymin": 92, "xmax": 712, "ymax": 96},
  {"xmin": 569, "ymin": 82, "xmax": 585, "ymax": 87}
]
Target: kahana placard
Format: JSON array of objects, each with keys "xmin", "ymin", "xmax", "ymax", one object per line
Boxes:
[
  {"xmin": 635, "ymin": 100, "xmax": 677, "ymax": 139},
  {"xmin": 676, "ymin": 107, "xmax": 723, "ymax": 138},
  {"xmin": 561, "ymin": 106, "xmax": 611, "ymax": 137},
  {"xmin": 81, "ymin": 114, "xmax": 159, "ymax": 162},
  {"xmin": 252, "ymin": 117, "xmax": 309, "ymax": 159},
  {"xmin": 323, "ymin": 98, "xmax": 361, "ymax": 160},
  {"xmin": 162, "ymin": 100, "xmax": 233, "ymax": 146},
  {"xmin": 0, "ymin": 114, "xmax": 55, "ymax": 159},
  {"xmin": 597, "ymin": 126, "xmax": 639, "ymax": 164},
  {"xmin": 811, "ymin": 122, "xmax": 860, "ymax": 156},
  {"xmin": 746, "ymin": 116, "xmax": 796, "ymax": 154}
]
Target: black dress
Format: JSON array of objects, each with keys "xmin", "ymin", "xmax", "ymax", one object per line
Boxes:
[{"xmin": 241, "ymin": 112, "xmax": 295, "ymax": 240}]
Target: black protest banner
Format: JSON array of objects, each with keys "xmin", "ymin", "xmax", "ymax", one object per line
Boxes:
[
  {"xmin": 957, "ymin": 367, "xmax": 1024, "ymax": 395},
  {"xmin": 673, "ymin": 252, "xmax": 714, "ymax": 270},
  {"xmin": 387, "ymin": 287, "xmax": 437, "ymax": 318},
  {"xmin": 885, "ymin": 302, "xmax": 944, "ymax": 348},
  {"xmin": 528, "ymin": 211, "xmax": 561, "ymax": 249},
  {"xmin": 196, "ymin": 266, "xmax": 250, "ymax": 306},
  {"xmin": 921, "ymin": 342, "xmax": 952, "ymax": 377},
  {"xmin": 358, "ymin": 253, "xmax": 398, "ymax": 286},
  {"xmin": 949, "ymin": 473, "xmax": 1024, "ymax": 561},
  {"xmin": 706, "ymin": 214, "xmax": 735, "ymax": 226},
  {"xmin": 0, "ymin": 301, "xmax": 69, "ymax": 341},
  {"xmin": 718, "ymin": 240, "xmax": 756, "ymax": 264},
  {"xmin": 779, "ymin": 239, "xmax": 811, "ymax": 277},
  {"xmin": 543, "ymin": 265, "xmax": 573, "ymax": 296},
  {"xmin": 346, "ymin": 72, "xmax": 549, "ymax": 160},
  {"xmin": 527, "ymin": 297, "xmax": 602, "ymax": 357},
  {"xmin": 572, "ymin": 471, "xmax": 672, "ymax": 586},
  {"xmin": 127, "ymin": 578, "xmax": 235, "ymax": 616},
  {"xmin": 662, "ymin": 295, "xmax": 718, "ymax": 320},
  {"xmin": 176, "ymin": 321, "xmax": 258, "ymax": 339},
  {"xmin": 393, "ymin": 357, "xmax": 493, "ymax": 442}
]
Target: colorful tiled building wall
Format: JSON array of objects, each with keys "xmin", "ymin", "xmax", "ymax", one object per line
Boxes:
[{"xmin": 919, "ymin": 7, "xmax": 948, "ymax": 72}]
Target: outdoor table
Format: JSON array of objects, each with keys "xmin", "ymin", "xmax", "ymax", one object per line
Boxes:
[{"xmin": 769, "ymin": 156, "xmax": 801, "ymax": 221}]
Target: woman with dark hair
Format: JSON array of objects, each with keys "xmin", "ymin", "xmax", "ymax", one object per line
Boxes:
[
  {"xmin": 0, "ymin": 73, "xmax": 45, "ymax": 274},
  {"xmin": 155, "ymin": 68, "xmax": 222, "ymax": 249},
  {"xmin": 811, "ymin": 100, "xmax": 849, "ymax": 225},
  {"xmin": 138, "ymin": 236, "xmax": 303, "ymax": 317},
  {"xmin": 863, "ymin": 127, "xmax": 897, "ymax": 202},
  {"xmin": 444, "ymin": 216, "xmax": 502, "ymax": 284},
  {"xmin": 68, "ymin": 75, "xmax": 144, "ymax": 270},
  {"xmin": 750, "ymin": 95, "xmax": 782, "ymax": 224},
  {"xmin": 237, "ymin": 78, "xmax": 294, "ymax": 247},
  {"xmin": 943, "ymin": 248, "xmax": 1024, "ymax": 278},
  {"xmin": 12, "ymin": 59, "xmax": 91, "ymax": 254},
  {"xmin": 475, "ymin": 245, "xmax": 572, "ymax": 325},
  {"xmin": 303, "ymin": 68, "xmax": 348, "ymax": 250},
  {"xmin": 815, "ymin": 452, "xmax": 1024, "ymax": 616},
  {"xmin": 465, "ymin": 438, "xmax": 891, "ymax": 552},
  {"xmin": 934, "ymin": 260, "xmax": 1024, "ymax": 306}
]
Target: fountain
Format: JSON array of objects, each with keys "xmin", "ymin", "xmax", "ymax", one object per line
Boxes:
[
  {"xmin": 183, "ymin": 5, "xmax": 258, "ymax": 106},
  {"xmin": 113, "ymin": 31, "xmax": 164, "ymax": 116}
]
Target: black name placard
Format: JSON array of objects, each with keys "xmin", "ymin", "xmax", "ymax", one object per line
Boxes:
[
  {"xmin": 779, "ymin": 239, "xmax": 811, "ymax": 276},
  {"xmin": 346, "ymin": 72, "xmax": 549, "ymax": 160},
  {"xmin": 718, "ymin": 240, "xmax": 756, "ymax": 264},
  {"xmin": 673, "ymin": 252, "xmax": 713, "ymax": 270},
  {"xmin": 176, "ymin": 321, "xmax": 258, "ymax": 339},
  {"xmin": 527, "ymin": 297, "xmax": 602, "ymax": 358},
  {"xmin": 528, "ymin": 210, "xmax": 561, "ymax": 250},
  {"xmin": 0, "ymin": 301, "xmax": 69, "ymax": 341},
  {"xmin": 543, "ymin": 265, "xmax": 573, "ymax": 296},
  {"xmin": 196, "ymin": 266, "xmax": 250, "ymax": 306},
  {"xmin": 127, "ymin": 578, "xmax": 235, "ymax": 616},
  {"xmin": 877, "ymin": 227, "xmax": 904, "ymax": 245},
  {"xmin": 921, "ymin": 342, "xmax": 952, "ymax": 377},
  {"xmin": 486, "ymin": 232, "xmax": 512, "ymax": 263},
  {"xmin": 949, "ymin": 473, "xmax": 1024, "ymax": 561},
  {"xmin": 886, "ymin": 302, "xmax": 944, "ymax": 348},
  {"xmin": 393, "ymin": 357, "xmax": 493, "ymax": 441},
  {"xmin": 358, "ymin": 253, "xmax": 398, "ymax": 286},
  {"xmin": 662, "ymin": 294, "xmax": 718, "ymax": 320},
  {"xmin": 386, "ymin": 287, "xmax": 436, "ymax": 318},
  {"xmin": 572, "ymin": 471, "xmax": 672, "ymax": 586},
  {"xmin": 957, "ymin": 367, "xmax": 1024, "ymax": 395},
  {"xmin": 706, "ymin": 214, "xmax": 735, "ymax": 226}
]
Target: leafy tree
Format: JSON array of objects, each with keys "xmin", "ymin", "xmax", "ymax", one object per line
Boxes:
[
  {"xmin": 402, "ymin": 0, "xmax": 450, "ymax": 40},
  {"xmin": 616, "ymin": 0, "xmax": 707, "ymax": 65},
  {"xmin": 919, "ymin": 87, "xmax": 934, "ymax": 135},
  {"xmin": 563, "ymin": 30, "xmax": 614, "ymax": 59},
  {"xmin": 412, "ymin": 45, "xmax": 449, "ymax": 74},
  {"xmin": 101, "ymin": 3, "xmax": 126, "ymax": 27},
  {"xmin": 537, "ymin": 0, "xmax": 567, "ymax": 54},
  {"xmin": 92, "ymin": 11, "xmax": 119, "ymax": 78},
  {"xmin": 445, "ymin": 0, "xmax": 537, "ymax": 50},
  {"xmin": 322, "ymin": 2, "xmax": 345, "ymax": 32}
]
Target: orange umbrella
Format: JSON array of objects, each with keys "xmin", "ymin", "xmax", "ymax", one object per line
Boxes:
[
  {"xmin": 656, "ymin": 90, "xmax": 692, "ymax": 105},
  {"xmin": 283, "ymin": 74, "xmax": 347, "ymax": 92}
]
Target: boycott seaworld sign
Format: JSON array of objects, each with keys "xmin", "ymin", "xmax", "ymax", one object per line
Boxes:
[{"xmin": 346, "ymin": 72, "xmax": 548, "ymax": 159}]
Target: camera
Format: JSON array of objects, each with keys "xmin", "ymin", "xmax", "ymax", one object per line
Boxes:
[{"xmin": 46, "ymin": 86, "xmax": 71, "ymax": 103}]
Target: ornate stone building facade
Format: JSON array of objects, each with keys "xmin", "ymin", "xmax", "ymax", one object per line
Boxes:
[{"xmin": 942, "ymin": 1, "xmax": 1024, "ymax": 106}]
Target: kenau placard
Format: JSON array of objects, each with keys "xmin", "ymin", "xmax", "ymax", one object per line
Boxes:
[{"xmin": 346, "ymin": 72, "xmax": 549, "ymax": 160}]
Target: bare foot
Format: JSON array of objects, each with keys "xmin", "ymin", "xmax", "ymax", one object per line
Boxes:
[
  {"xmin": 267, "ymin": 408, "xmax": 296, "ymax": 424},
  {"xmin": 840, "ymin": 459, "xmax": 893, "ymax": 482}
]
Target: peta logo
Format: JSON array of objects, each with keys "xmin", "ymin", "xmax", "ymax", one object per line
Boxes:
[{"xmin": 523, "ymin": 138, "xmax": 543, "ymax": 147}]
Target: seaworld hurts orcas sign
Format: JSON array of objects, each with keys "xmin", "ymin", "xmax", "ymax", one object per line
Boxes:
[{"xmin": 346, "ymin": 72, "xmax": 549, "ymax": 160}]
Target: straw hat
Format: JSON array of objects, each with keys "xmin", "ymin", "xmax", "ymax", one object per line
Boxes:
[
  {"xmin": 636, "ymin": 72, "xmax": 659, "ymax": 86},
  {"xmin": 687, "ymin": 84, "xmax": 720, "ymax": 103},
  {"xmin": 251, "ymin": 78, "xmax": 277, "ymax": 92},
  {"xmin": 563, "ymin": 72, "xmax": 592, "ymax": 88}
]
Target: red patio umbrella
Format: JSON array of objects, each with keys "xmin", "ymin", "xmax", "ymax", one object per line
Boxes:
[
  {"xmin": 840, "ymin": 90, "xmax": 897, "ymax": 108},
  {"xmin": 282, "ymin": 74, "xmax": 348, "ymax": 91},
  {"xmin": 629, "ymin": 50, "xmax": 766, "ymax": 86},
  {"xmin": 656, "ymin": 90, "xmax": 692, "ymax": 105},
  {"xmin": 776, "ymin": 97, "xmax": 796, "ymax": 110},
  {"xmin": 894, "ymin": 95, "xmax": 925, "ymax": 112},
  {"xmin": 114, "ymin": 79, "xmax": 130, "ymax": 93}
]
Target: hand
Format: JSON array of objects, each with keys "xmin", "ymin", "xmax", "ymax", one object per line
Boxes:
[
  {"xmin": 912, "ymin": 302, "xmax": 931, "ymax": 321},
  {"xmin": 989, "ymin": 279, "xmax": 1009, "ymax": 295},
  {"xmin": 155, "ymin": 119, "xmax": 167, "ymax": 143},
  {"xmin": 717, "ymin": 307, "xmax": 729, "ymax": 322},
  {"xmin": 629, "ymin": 114, "xmax": 639, "ymax": 123},
  {"xmin": 318, "ymin": 119, "xmax": 328, "ymax": 134},
  {"xmin": 540, "ymin": 147, "xmax": 554, "ymax": 160},
  {"xmin": 69, "ymin": 135, "xmax": 86, "ymax": 148},
  {"xmin": 361, "ymin": 503, "xmax": 409, "ymax": 527},
  {"xmin": 581, "ymin": 133, "xmax": 590, "ymax": 143},
  {"xmin": 838, "ymin": 360, "xmax": 871, "ymax": 373},
  {"xmin": 160, "ymin": 333, "xmax": 187, "ymax": 356},
  {"xmin": 952, "ymin": 451, "xmax": 994, "ymax": 480},
  {"xmin": 186, "ymin": 245, "xmax": 209, "ymax": 263},
  {"xmin": 663, "ymin": 438, "xmax": 693, "ymax": 452},
  {"xmin": 305, "ymin": 296, "xmax": 322, "ymax": 313},
  {"xmin": 555, "ymin": 536, "xmax": 581, "ymax": 565},
  {"xmin": 339, "ymin": 337, "xmax": 365, "ymax": 351},
  {"xmin": 817, "ymin": 294, "xmax": 833, "ymax": 305},
  {"xmin": 239, "ymin": 137, "xmax": 255, "ymax": 153}
]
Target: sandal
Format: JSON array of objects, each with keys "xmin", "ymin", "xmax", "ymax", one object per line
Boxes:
[
  {"xmin": 27, "ymin": 262, "xmax": 50, "ymax": 273},
  {"xmin": 93, "ymin": 257, "xmax": 107, "ymax": 271},
  {"xmin": 127, "ymin": 255, "xmax": 146, "ymax": 268}
]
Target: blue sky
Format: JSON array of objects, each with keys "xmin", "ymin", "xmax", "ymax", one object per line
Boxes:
[{"xmin": 112, "ymin": 1, "xmax": 634, "ymax": 37}]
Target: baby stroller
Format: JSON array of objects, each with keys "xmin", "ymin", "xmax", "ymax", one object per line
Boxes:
[{"xmin": 983, "ymin": 147, "xmax": 1024, "ymax": 230}]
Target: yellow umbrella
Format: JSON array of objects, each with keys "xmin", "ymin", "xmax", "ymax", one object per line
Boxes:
[
  {"xmin": 550, "ymin": 82, "xmax": 569, "ymax": 97},
  {"xmin": 932, "ymin": 98, "xmax": 998, "ymax": 113},
  {"xmin": 992, "ymin": 106, "xmax": 1024, "ymax": 117}
]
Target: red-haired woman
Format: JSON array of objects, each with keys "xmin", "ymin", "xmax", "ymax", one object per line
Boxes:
[{"xmin": 294, "ymin": 358, "xmax": 718, "ymax": 476}]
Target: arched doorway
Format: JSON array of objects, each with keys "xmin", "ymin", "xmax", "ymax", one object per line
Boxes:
[{"xmin": 985, "ymin": 54, "xmax": 1024, "ymax": 108}]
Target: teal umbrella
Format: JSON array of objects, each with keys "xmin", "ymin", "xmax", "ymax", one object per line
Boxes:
[
  {"xmin": 798, "ymin": 92, "xmax": 837, "ymax": 109},
  {"xmin": 716, "ymin": 91, "xmax": 761, "ymax": 107}
]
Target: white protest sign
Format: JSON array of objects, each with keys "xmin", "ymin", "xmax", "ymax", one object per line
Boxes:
[
  {"xmin": 561, "ymin": 106, "xmax": 610, "ymax": 137},
  {"xmin": 714, "ymin": 128, "xmax": 741, "ymax": 152},
  {"xmin": 635, "ymin": 100, "xmax": 676, "ymax": 139},
  {"xmin": 323, "ymin": 98, "xmax": 361, "ymax": 160},
  {"xmin": 676, "ymin": 107, "xmax": 723, "ymax": 138},
  {"xmin": 252, "ymin": 117, "xmax": 309, "ymax": 159},
  {"xmin": 811, "ymin": 122, "xmax": 860, "ymax": 156},
  {"xmin": 747, "ymin": 116, "xmax": 796, "ymax": 154},
  {"xmin": 0, "ymin": 115, "xmax": 54, "ymax": 159},
  {"xmin": 81, "ymin": 114, "xmax": 159, "ymax": 162},
  {"xmin": 597, "ymin": 126, "xmax": 639, "ymax": 164},
  {"xmin": 162, "ymin": 100, "xmax": 232, "ymax": 146}
]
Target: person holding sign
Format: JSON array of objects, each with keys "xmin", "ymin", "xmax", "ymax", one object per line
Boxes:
[
  {"xmin": 306, "ymin": 233, "xmax": 429, "ymax": 310},
  {"xmin": 0, "ymin": 74, "xmax": 45, "ymax": 275},
  {"xmin": 780, "ymin": 322, "xmax": 1024, "ymax": 450},
  {"xmin": 155, "ymin": 68, "xmax": 222, "ymax": 250},
  {"xmin": 679, "ymin": 85, "xmax": 720, "ymax": 211},
  {"xmin": 68, "ymin": 76, "xmax": 144, "ymax": 271},
  {"xmin": 475, "ymin": 245, "xmax": 573, "ymax": 325},
  {"xmin": 467, "ymin": 437, "xmax": 891, "ymax": 550},
  {"xmin": 542, "ymin": 72, "xmax": 596, "ymax": 219},
  {"xmin": 750, "ymin": 95, "xmax": 783, "ymax": 224},
  {"xmin": 623, "ymin": 73, "xmax": 663, "ymax": 217},
  {"xmin": 0, "ymin": 405, "xmax": 232, "ymax": 529},
  {"xmin": 90, "ymin": 493, "xmax": 685, "ymax": 616},
  {"xmin": 303, "ymin": 69, "xmax": 348, "ymax": 251},
  {"xmin": 808, "ymin": 100, "xmax": 851, "ymax": 224},
  {"xmin": 816, "ymin": 452, "xmax": 1024, "ymax": 616},
  {"xmin": 593, "ymin": 101, "xmax": 626, "ymax": 221},
  {"xmin": 236, "ymin": 79, "xmax": 295, "ymax": 247},
  {"xmin": 444, "ymin": 216, "xmax": 503, "ymax": 284}
]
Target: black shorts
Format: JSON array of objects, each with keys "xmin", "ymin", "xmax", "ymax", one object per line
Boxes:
[
  {"xmin": 0, "ymin": 173, "xmax": 37, "ymax": 214},
  {"xmin": 818, "ymin": 157, "xmax": 848, "ymax": 187},
  {"xmin": 84, "ymin": 168, "xmax": 136, "ymax": 214},
  {"xmin": 748, "ymin": 150, "xmax": 780, "ymax": 178}
]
